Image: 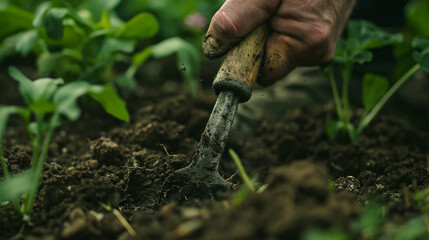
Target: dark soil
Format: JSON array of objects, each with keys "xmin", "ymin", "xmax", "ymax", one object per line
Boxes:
[{"xmin": 1, "ymin": 88, "xmax": 429, "ymax": 239}]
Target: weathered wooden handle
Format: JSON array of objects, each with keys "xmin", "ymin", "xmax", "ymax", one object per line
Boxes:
[{"xmin": 213, "ymin": 24, "xmax": 270, "ymax": 102}]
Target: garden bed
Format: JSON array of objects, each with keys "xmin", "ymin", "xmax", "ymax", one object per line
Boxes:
[{"xmin": 1, "ymin": 86, "xmax": 428, "ymax": 239}]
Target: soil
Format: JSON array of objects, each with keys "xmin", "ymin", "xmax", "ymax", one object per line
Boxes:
[{"xmin": 1, "ymin": 84, "xmax": 429, "ymax": 239}]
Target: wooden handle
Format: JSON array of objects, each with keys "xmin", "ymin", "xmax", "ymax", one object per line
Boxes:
[{"xmin": 213, "ymin": 24, "xmax": 270, "ymax": 102}]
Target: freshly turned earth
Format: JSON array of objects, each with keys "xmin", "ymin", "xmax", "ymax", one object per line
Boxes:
[{"xmin": 1, "ymin": 90, "xmax": 428, "ymax": 239}]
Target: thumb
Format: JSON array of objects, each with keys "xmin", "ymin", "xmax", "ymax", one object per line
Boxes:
[{"xmin": 203, "ymin": 0, "xmax": 281, "ymax": 59}]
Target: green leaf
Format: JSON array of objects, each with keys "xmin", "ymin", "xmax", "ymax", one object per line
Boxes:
[
  {"xmin": 151, "ymin": 37, "xmax": 200, "ymax": 97},
  {"xmin": 0, "ymin": 170, "xmax": 34, "ymax": 202},
  {"xmin": 53, "ymin": 82, "xmax": 129, "ymax": 122},
  {"xmin": 326, "ymin": 121, "xmax": 343, "ymax": 141},
  {"xmin": 0, "ymin": 106, "xmax": 21, "ymax": 140},
  {"xmin": 412, "ymin": 37, "xmax": 429, "ymax": 73},
  {"xmin": 112, "ymin": 74, "xmax": 137, "ymax": 90},
  {"xmin": 406, "ymin": 0, "xmax": 429, "ymax": 35},
  {"xmin": 347, "ymin": 20, "xmax": 403, "ymax": 50},
  {"xmin": 14, "ymin": 29, "xmax": 38, "ymax": 57},
  {"xmin": 8, "ymin": 67, "xmax": 64, "ymax": 106},
  {"xmin": 362, "ymin": 73, "xmax": 389, "ymax": 111},
  {"xmin": 118, "ymin": 12, "xmax": 159, "ymax": 39},
  {"xmin": 132, "ymin": 47, "xmax": 151, "ymax": 68},
  {"xmin": 8, "ymin": 66, "xmax": 34, "ymax": 105},
  {"xmin": 97, "ymin": 38, "xmax": 134, "ymax": 59},
  {"xmin": 89, "ymin": 0, "xmax": 121, "ymax": 22},
  {"xmin": 331, "ymin": 20, "xmax": 402, "ymax": 65},
  {"xmin": 32, "ymin": 1, "xmax": 51, "ymax": 28},
  {"xmin": 303, "ymin": 229, "xmax": 350, "ymax": 240},
  {"xmin": 42, "ymin": 8, "xmax": 68, "ymax": 40},
  {"xmin": 88, "ymin": 85, "xmax": 130, "ymax": 122},
  {"xmin": 0, "ymin": 5, "xmax": 33, "ymax": 39}
]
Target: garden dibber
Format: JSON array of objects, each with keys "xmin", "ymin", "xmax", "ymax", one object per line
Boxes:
[{"xmin": 161, "ymin": 25, "xmax": 270, "ymax": 205}]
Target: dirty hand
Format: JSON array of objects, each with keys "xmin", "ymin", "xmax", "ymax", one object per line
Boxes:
[{"xmin": 203, "ymin": 0, "xmax": 356, "ymax": 86}]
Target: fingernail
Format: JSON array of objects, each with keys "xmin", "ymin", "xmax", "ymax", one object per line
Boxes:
[{"xmin": 202, "ymin": 34, "xmax": 224, "ymax": 59}]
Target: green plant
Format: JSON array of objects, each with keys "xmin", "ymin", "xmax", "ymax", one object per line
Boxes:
[
  {"xmin": 0, "ymin": 67, "xmax": 129, "ymax": 219},
  {"xmin": 0, "ymin": 0, "xmax": 200, "ymax": 95},
  {"xmin": 324, "ymin": 20, "xmax": 429, "ymax": 143}
]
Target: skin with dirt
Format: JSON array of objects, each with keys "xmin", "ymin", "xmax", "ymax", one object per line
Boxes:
[{"xmin": 1, "ymin": 85, "xmax": 428, "ymax": 239}]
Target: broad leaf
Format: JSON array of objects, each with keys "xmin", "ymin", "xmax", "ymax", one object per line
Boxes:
[
  {"xmin": 132, "ymin": 47, "xmax": 151, "ymax": 68},
  {"xmin": 406, "ymin": 0, "xmax": 429, "ymax": 35},
  {"xmin": 0, "ymin": 170, "xmax": 33, "ymax": 202},
  {"xmin": 0, "ymin": 5, "xmax": 33, "ymax": 39},
  {"xmin": 362, "ymin": 73, "xmax": 389, "ymax": 111},
  {"xmin": 89, "ymin": 0, "xmax": 121, "ymax": 22},
  {"xmin": 97, "ymin": 38, "xmax": 134, "ymax": 59},
  {"xmin": 118, "ymin": 12, "xmax": 159, "ymax": 39},
  {"xmin": 42, "ymin": 8, "xmax": 68, "ymax": 40},
  {"xmin": 412, "ymin": 37, "xmax": 429, "ymax": 73},
  {"xmin": 151, "ymin": 37, "xmax": 199, "ymax": 97},
  {"xmin": 33, "ymin": 2, "xmax": 51, "ymax": 28},
  {"xmin": 53, "ymin": 82, "xmax": 129, "ymax": 122},
  {"xmin": 347, "ymin": 20, "xmax": 403, "ymax": 50},
  {"xmin": 0, "ymin": 106, "xmax": 21, "ymax": 140},
  {"xmin": 88, "ymin": 85, "xmax": 130, "ymax": 122},
  {"xmin": 8, "ymin": 67, "xmax": 64, "ymax": 105},
  {"xmin": 331, "ymin": 20, "xmax": 403, "ymax": 65},
  {"xmin": 8, "ymin": 66, "xmax": 33, "ymax": 105},
  {"xmin": 14, "ymin": 29, "xmax": 38, "ymax": 56}
]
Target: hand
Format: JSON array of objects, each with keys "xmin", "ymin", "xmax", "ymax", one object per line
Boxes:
[{"xmin": 203, "ymin": 0, "xmax": 356, "ymax": 86}]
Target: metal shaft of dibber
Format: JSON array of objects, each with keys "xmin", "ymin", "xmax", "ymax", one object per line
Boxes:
[{"xmin": 191, "ymin": 91, "xmax": 239, "ymax": 172}]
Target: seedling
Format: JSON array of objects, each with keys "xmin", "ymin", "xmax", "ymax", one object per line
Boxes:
[
  {"xmin": 324, "ymin": 20, "xmax": 429, "ymax": 142},
  {"xmin": 0, "ymin": 67, "xmax": 129, "ymax": 219},
  {"xmin": 0, "ymin": 1, "xmax": 200, "ymax": 96}
]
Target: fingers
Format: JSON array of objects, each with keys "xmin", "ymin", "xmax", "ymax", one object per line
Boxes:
[
  {"xmin": 259, "ymin": 17, "xmax": 336, "ymax": 86},
  {"xmin": 203, "ymin": 0, "xmax": 281, "ymax": 59}
]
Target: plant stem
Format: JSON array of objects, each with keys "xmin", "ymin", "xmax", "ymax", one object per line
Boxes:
[
  {"xmin": 228, "ymin": 148, "xmax": 255, "ymax": 192},
  {"xmin": 341, "ymin": 63, "xmax": 353, "ymax": 126},
  {"xmin": 24, "ymin": 114, "xmax": 58, "ymax": 214},
  {"xmin": 358, "ymin": 63, "xmax": 421, "ymax": 133},
  {"xmin": 327, "ymin": 67, "xmax": 344, "ymax": 121}
]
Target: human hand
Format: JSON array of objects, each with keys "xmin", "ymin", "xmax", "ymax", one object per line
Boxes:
[{"xmin": 203, "ymin": 0, "xmax": 356, "ymax": 86}]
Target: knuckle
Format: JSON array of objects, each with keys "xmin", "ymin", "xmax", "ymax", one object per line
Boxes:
[
  {"xmin": 211, "ymin": 9, "xmax": 240, "ymax": 38},
  {"xmin": 305, "ymin": 23, "xmax": 330, "ymax": 50}
]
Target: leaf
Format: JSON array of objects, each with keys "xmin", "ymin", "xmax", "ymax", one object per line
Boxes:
[
  {"xmin": 97, "ymin": 38, "xmax": 134, "ymax": 59},
  {"xmin": 331, "ymin": 20, "xmax": 403, "ymax": 65},
  {"xmin": 88, "ymin": 85, "xmax": 130, "ymax": 122},
  {"xmin": 32, "ymin": 1, "xmax": 51, "ymax": 28},
  {"xmin": 0, "ymin": 5, "xmax": 33, "ymax": 39},
  {"xmin": 8, "ymin": 67, "xmax": 64, "ymax": 106},
  {"xmin": 132, "ymin": 47, "xmax": 151, "ymax": 68},
  {"xmin": 89, "ymin": 0, "xmax": 121, "ymax": 22},
  {"xmin": 112, "ymin": 74, "xmax": 137, "ymax": 90},
  {"xmin": 347, "ymin": 20, "xmax": 403, "ymax": 50},
  {"xmin": 326, "ymin": 121, "xmax": 343, "ymax": 141},
  {"xmin": 42, "ymin": 8, "xmax": 69, "ymax": 40},
  {"xmin": 14, "ymin": 29, "xmax": 38, "ymax": 57},
  {"xmin": 0, "ymin": 106, "xmax": 21, "ymax": 140},
  {"xmin": 406, "ymin": 0, "xmax": 429, "ymax": 35},
  {"xmin": 53, "ymin": 82, "xmax": 129, "ymax": 122},
  {"xmin": 412, "ymin": 37, "xmax": 429, "ymax": 73},
  {"xmin": 362, "ymin": 73, "xmax": 389, "ymax": 111},
  {"xmin": 118, "ymin": 12, "xmax": 159, "ymax": 39},
  {"xmin": 8, "ymin": 66, "xmax": 34, "ymax": 105},
  {"xmin": 0, "ymin": 170, "xmax": 34, "ymax": 202},
  {"xmin": 151, "ymin": 37, "xmax": 200, "ymax": 97}
]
